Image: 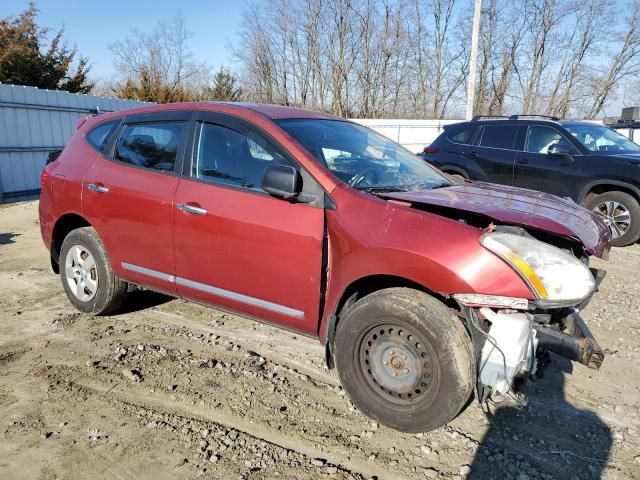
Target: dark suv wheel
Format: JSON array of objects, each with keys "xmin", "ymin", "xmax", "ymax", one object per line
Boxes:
[
  {"xmin": 60, "ymin": 227, "xmax": 128, "ymax": 314},
  {"xmin": 586, "ymin": 191, "xmax": 640, "ymax": 247},
  {"xmin": 334, "ymin": 288, "xmax": 475, "ymax": 433}
]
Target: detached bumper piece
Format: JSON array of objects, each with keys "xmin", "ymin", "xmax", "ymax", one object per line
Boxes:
[{"xmin": 534, "ymin": 311, "xmax": 604, "ymax": 370}]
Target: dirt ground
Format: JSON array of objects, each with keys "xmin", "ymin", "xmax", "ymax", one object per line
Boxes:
[{"xmin": 0, "ymin": 200, "xmax": 639, "ymax": 480}]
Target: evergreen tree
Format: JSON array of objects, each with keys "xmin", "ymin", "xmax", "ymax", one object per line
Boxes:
[
  {"xmin": 0, "ymin": 3, "xmax": 92, "ymax": 93},
  {"xmin": 202, "ymin": 69, "xmax": 242, "ymax": 101}
]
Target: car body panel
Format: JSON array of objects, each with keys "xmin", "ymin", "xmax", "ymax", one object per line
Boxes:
[
  {"xmin": 378, "ymin": 182, "xmax": 611, "ymax": 258},
  {"xmin": 173, "ymin": 177, "xmax": 325, "ymax": 335}
]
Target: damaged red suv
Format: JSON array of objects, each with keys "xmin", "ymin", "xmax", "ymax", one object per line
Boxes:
[{"xmin": 39, "ymin": 103, "xmax": 611, "ymax": 432}]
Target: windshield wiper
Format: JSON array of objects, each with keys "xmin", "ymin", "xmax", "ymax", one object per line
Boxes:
[{"xmin": 358, "ymin": 186, "xmax": 411, "ymax": 193}]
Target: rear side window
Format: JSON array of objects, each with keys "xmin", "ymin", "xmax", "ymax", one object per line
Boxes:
[
  {"xmin": 86, "ymin": 120, "xmax": 120, "ymax": 152},
  {"xmin": 448, "ymin": 126, "xmax": 477, "ymax": 145},
  {"xmin": 114, "ymin": 122, "xmax": 184, "ymax": 172},
  {"xmin": 478, "ymin": 125, "xmax": 519, "ymax": 150}
]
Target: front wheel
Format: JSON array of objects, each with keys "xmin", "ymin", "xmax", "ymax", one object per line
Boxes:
[
  {"xmin": 334, "ymin": 288, "xmax": 475, "ymax": 433},
  {"xmin": 60, "ymin": 227, "xmax": 127, "ymax": 315},
  {"xmin": 585, "ymin": 191, "xmax": 640, "ymax": 247}
]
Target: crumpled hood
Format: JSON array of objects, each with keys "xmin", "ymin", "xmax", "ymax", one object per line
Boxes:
[{"xmin": 382, "ymin": 182, "xmax": 611, "ymax": 258}]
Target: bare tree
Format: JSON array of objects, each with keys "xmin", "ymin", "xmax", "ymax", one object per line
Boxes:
[
  {"xmin": 110, "ymin": 15, "xmax": 210, "ymax": 102},
  {"xmin": 585, "ymin": 2, "xmax": 640, "ymax": 119}
]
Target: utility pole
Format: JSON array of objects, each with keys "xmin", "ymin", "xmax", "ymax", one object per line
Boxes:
[{"xmin": 465, "ymin": 0, "xmax": 482, "ymax": 120}]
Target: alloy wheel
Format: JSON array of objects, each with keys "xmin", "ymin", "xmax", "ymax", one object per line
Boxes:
[
  {"xmin": 593, "ymin": 201, "xmax": 631, "ymax": 239},
  {"xmin": 64, "ymin": 245, "xmax": 99, "ymax": 302}
]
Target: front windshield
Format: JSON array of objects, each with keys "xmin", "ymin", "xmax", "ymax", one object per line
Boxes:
[
  {"xmin": 563, "ymin": 123, "xmax": 640, "ymax": 154},
  {"xmin": 276, "ymin": 119, "xmax": 451, "ymax": 191}
]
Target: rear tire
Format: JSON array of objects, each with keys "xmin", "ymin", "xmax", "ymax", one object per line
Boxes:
[
  {"xmin": 334, "ymin": 288, "xmax": 475, "ymax": 433},
  {"xmin": 59, "ymin": 227, "xmax": 127, "ymax": 315},
  {"xmin": 585, "ymin": 191, "xmax": 640, "ymax": 247}
]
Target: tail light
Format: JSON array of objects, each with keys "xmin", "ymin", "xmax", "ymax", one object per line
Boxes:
[
  {"xmin": 423, "ymin": 146, "xmax": 439, "ymax": 154},
  {"xmin": 41, "ymin": 167, "xmax": 51, "ymax": 189}
]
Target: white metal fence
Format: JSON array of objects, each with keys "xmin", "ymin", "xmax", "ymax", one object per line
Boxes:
[
  {"xmin": 0, "ymin": 84, "xmax": 147, "ymax": 202},
  {"xmin": 352, "ymin": 118, "xmax": 461, "ymax": 153}
]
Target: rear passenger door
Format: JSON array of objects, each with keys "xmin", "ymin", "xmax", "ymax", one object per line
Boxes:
[
  {"xmin": 82, "ymin": 111, "xmax": 191, "ymax": 295},
  {"xmin": 467, "ymin": 124, "xmax": 519, "ymax": 185},
  {"xmin": 513, "ymin": 124, "xmax": 581, "ymax": 198}
]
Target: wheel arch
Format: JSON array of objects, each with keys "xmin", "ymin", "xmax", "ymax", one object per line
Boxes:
[
  {"xmin": 322, "ymin": 274, "xmax": 458, "ymax": 369},
  {"xmin": 50, "ymin": 213, "xmax": 92, "ymax": 273},
  {"xmin": 438, "ymin": 165, "xmax": 469, "ymax": 178},
  {"xmin": 577, "ymin": 181, "xmax": 640, "ymax": 205}
]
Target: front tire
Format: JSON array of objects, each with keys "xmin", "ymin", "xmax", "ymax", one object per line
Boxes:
[
  {"xmin": 59, "ymin": 227, "xmax": 127, "ymax": 315},
  {"xmin": 585, "ymin": 191, "xmax": 640, "ymax": 247},
  {"xmin": 334, "ymin": 288, "xmax": 475, "ymax": 433}
]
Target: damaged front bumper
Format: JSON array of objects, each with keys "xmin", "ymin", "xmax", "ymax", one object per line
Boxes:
[
  {"xmin": 458, "ymin": 294, "xmax": 605, "ymax": 400},
  {"xmin": 533, "ymin": 311, "xmax": 604, "ymax": 370}
]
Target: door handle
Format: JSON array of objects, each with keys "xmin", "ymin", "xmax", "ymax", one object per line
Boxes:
[
  {"xmin": 465, "ymin": 151, "xmax": 478, "ymax": 158},
  {"xmin": 87, "ymin": 183, "xmax": 109, "ymax": 193},
  {"xmin": 177, "ymin": 203, "xmax": 207, "ymax": 216},
  {"xmin": 516, "ymin": 158, "xmax": 530, "ymax": 165}
]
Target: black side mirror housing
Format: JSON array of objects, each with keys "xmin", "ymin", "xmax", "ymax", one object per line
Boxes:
[
  {"xmin": 547, "ymin": 140, "xmax": 572, "ymax": 156},
  {"xmin": 262, "ymin": 165, "xmax": 302, "ymax": 200}
]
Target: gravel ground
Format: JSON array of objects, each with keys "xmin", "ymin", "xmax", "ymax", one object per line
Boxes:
[{"xmin": 1, "ymin": 200, "xmax": 639, "ymax": 480}]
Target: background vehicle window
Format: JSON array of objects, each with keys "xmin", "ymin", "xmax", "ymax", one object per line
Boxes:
[
  {"xmin": 194, "ymin": 123, "xmax": 290, "ymax": 190},
  {"xmin": 115, "ymin": 122, "xmax": 183, "ymax": 172},
  {"xmin": 525, "ymin": 126, "xmax": 564, "ymax": 154},
  {"xmin": 478, "ymin": 125, "xmax": 518, "ymax": 149},
  {"xmin": 86, "ymin": 120, "xmax": 120, "ymax": 152},
  {"xmin": 448, "ymin": 126, "xmax": 477, "ymax": 144}
]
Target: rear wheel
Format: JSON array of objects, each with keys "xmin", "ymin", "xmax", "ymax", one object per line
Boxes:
[
  {"xmin": 60, "ymin": 227, "xmax": 127, "ymax": 315},
  {"xmin": 334, "ymin": 288, "xmax": 475, "ymax": 433},
  {"xmin": 585, "ymin": 191, "xmax": 640, "ymax": 247}
]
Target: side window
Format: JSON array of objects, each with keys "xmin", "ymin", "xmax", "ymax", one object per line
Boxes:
[
  {"xmin": 448, "ymin": 126, "xmax": 477, "ymax": 145},
  {"xmin": 478, "ymin": 125, "xmax": 519, "ymax": 150},
  {"xmin": 114, "ymin": 122, "xmax": 184, "ymax": 172},
  {"xmin": 86, "ymin": 120, "xmax": 120, "ymax": 152},
  {"xmin": 193, "ymin": 123, "xmax": 290, "ymax": 190},
  {"xmin": 525, "ymin": 126, "xmax": 565, "ymax": 154}
]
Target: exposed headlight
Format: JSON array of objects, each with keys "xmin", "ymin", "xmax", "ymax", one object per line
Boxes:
[{"xmin": 481, "ymin": 232, "xmax": 595, "ymax": 307}]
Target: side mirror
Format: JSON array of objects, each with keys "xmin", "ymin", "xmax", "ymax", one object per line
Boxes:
[
  {"xmin": 547, "ymin": 140, "xmax": 572, "ymax": 156},
  {"xmin": 262, "ymin": 165, "xmax": 301, "ymax": 200}
]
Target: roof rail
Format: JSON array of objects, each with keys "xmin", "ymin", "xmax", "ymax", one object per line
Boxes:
[
  {"xmin": 508, "ymin": 114, "xmax": 560, "ymax": 121},
  {"xmin": 471, "ymin": 115, "xmax": 510, "ymax": 121}
]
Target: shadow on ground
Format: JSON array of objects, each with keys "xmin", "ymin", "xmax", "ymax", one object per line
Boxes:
[
  {"xmin": 115, "ymin": 289, "xmax": 174, "ymax": 315},
  {"xmin": 0, "ymin": 233, "xmax": 19, "ymax": 245},
  {"xmin": 470, "ymin": 355, "xmax": 612, "ymax": 479}
]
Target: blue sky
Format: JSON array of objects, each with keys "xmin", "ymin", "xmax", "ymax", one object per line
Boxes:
[{"xmin": 2, "ymin": 0, "xmax": 249, "ymax": 80}]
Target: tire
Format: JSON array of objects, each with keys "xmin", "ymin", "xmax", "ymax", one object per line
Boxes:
[
  {"xmin": 59, "ymin": 227, "xmax": 127, "ymax": 315},
  {"xmin": 446, "ymin": 172, "xmax": 466, "ymax": 183},
  {"xmin": 334, "ymin": 288, "xmax": 475, "ymax": 433},
  {"xmin": 585, "ymin": 191, "xmax": 640, "ymax": 247}
]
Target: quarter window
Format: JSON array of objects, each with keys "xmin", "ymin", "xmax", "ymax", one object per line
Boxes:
[
  {"xmin": 478, "ymin": 125, "xmax": 518, "ymax": 150},
  {"xmin": 86, "ymin": 120, "xmax": 120, "ymax": 152},
  {"xmin": 525, "ymin": 126, "xmax": 565, "ymax": 154},
  {"xmin": 448, "ymin": 126, "xmax": 478, "ymax": 145},
  {"xmin": 114, "ymin": 122, "xmax": 184, "ymax": 172},
  {"xmin": 193, "ymin": 123, "xmax": 290, "ymax": 190}
]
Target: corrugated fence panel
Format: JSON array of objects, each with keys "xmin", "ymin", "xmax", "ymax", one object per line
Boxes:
[{"xmin": 0, "ymin": 84, "xmax": 149, "ymax": 202}]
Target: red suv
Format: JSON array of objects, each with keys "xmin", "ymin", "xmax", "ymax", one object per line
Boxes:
[{"xmin": 40, "ymin": 103, "xmax": 611, "ymax": 432}]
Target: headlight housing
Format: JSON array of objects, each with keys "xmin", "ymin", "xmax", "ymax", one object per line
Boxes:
[{"xmin": 481, "ymin": 232, "xmax": 595, "ymax": 307}]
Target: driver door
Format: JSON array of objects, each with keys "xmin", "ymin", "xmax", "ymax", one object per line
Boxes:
[
  {"xmin": 513, "ymin": 124, "xmax": 582, "ymax": 198},
  {"xmin": 173, "ymin": 113, "xmax": 326, "ymax": 335}
]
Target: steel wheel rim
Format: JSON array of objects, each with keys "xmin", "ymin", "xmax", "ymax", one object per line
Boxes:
[
  {"xmin": 594, "ymin": 201, "xmax": 631, "ymax": 238},
  {"xmin": 358, "ymin": 324, "xmax": 435, "ymax": 405},
  {"xmin": 64, "ymin": 245, "xmax": 98, "ymax": 302}
]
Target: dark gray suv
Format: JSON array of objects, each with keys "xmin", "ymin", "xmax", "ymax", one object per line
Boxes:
[{"xmin": 422, "ymin": 115, "xmax": 640, "ymax": 246}]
